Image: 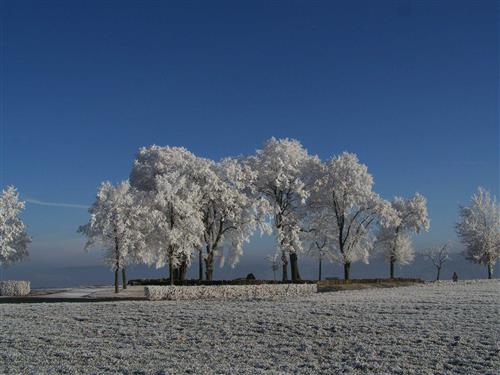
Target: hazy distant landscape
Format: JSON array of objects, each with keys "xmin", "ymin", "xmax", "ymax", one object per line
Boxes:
[{"xmin": 2, "ymin": 255, "xmax": 496, "ymax": 289}]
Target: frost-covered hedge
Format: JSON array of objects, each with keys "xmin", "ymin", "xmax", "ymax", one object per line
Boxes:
[
  {"xmin": 145, "ymin": 284, "xmax": 317, "ymax": 301},
  {"xmin": 0, "ymin": 280, "xmax": 30, "ymax": 296},
  {"xmin": 129, "ymin": 278, "xmax": 316, "ymax": 286}
]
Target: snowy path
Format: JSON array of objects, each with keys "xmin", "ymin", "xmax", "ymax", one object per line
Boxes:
[
  {"xmin": 0, "ymin": 280, "xmax": 498, "ymax": 374},
  {"xmin": 38, "ymin": 288, "xmax": 106, "ymax": 298},
  {"xmin": 0, "ymin": 286, "xmax": 147, "ymax": 301}
]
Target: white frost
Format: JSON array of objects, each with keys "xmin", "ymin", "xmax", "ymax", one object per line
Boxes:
[{"xmin": 0, "ymin": 281, "xmax": 498, "ymax": 374}]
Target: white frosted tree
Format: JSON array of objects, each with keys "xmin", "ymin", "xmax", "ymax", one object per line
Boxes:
[
  {"xmin": 131, "ymin": 145, "xmax": 265, "ymax": 281},
  {"xmin": 0, "ymin": 186, "xmax": 31, "ymax": 268},
  {"xmin": 246, "ymin": 137, "xmax": 319, "ymax": 281},
  {"xmin": 139, "ymin": 172, "xmax": 204, "ymax": 285},
  {"xmin": 310, "ymin": 153, "xmax": 400, "ymax": 280},
  {"xmin": 130, "ymin": 145, "xmax": 199, "ymax": 192},
  {"xmin": 376, "ymin": 193, "xmax": 430, "ymax": 278},
  {"xmin": 456, "ymin": 187, "xmax": 499, "ymax": 279},
  {"xmin": 130, "ymin": 145, "xmax": 204, "ymax": 281},
  {"xmin": 195, "ymin": 157, "xmax": 267, "ymax": 280},
  {"xmin": 79, "ymin": 181, "xmax": 146, "ymax": 293}
]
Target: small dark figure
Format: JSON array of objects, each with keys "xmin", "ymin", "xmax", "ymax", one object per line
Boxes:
[
  {"xmin": 452, "ymin": 272, "xmax": 458, "ymax": 282},
  {"xmin": 246, "ymin": 273, "xmax": 256, "ymax": 280}
]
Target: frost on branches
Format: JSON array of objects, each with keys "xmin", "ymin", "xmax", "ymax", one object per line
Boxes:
[
  {"xmin": 246, "ymin": 137, "xmax": 318, "ymax": 281},
  {"xmin": 310, "ymin": 153, "xmax": 400, "ymax": 280},
  {"xmin": 456, "ymin": 187, "xmax": 500, "ymax": 279},
  {"xmin": 130, "ymin": 145, "xmax": 264, "ymax": 281},
  {"xmin": 194, "ymin": 157, "xmax": 267, "ymax": 280},
  {"xmin": 376, "ymin": 193, "xmax": 430, "ymax": 278},
  {"xmin": 0, "ymin": 186, "xmax": 31, "ymax": 267},
  {"xmin": 130, "ymin": 146, "xmax": 204, "ymax": 284},
  {"xmin": 141, "ymin": 173, "xmax": 204, "ymax": 285},
  {"xmin": 79, "ymin": 181, "xmax": 146, "ymax": 293}
]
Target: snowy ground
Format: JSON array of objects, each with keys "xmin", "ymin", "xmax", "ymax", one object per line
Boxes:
[{"xmin": 0, "ymin": 280, "xmax": 498, "ymax": 374}]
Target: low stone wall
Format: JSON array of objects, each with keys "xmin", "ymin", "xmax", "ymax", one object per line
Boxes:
[
  {"xmin": 145, "ymin": 284, "xmax": 317, "ymax": 301},
  {"xmin": 0, "ymin": 280, "xmax": 31, "ymax": 296}
]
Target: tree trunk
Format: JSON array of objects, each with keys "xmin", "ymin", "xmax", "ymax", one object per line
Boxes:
[
  {"xmin": 198, "ymin": 249, "xmax": 203, "ymax": 281},
  {"xmin": 487, "ymin": 263, "xmax": 493, "ymax": 279},
  {"xmin": 436, "ymin": 266, "xmax": 441, "ymax": 281},
  {"xmin": 122, "ymin": 268, "xmax": 127, "ymax": 289},
  {"xmin": 281, "ymin": 251, "xmax": 288, "ymax": 282},
  {"xmin": 295, "ymin": 254, "xmax": 301, "ymax": 281},
  {"xmin": 114, "ymin": 234, "xmax": 120, "ymax": 293},
  {"xmin": 390, "ymin": 257, "xmax": 395, "ymax": 279},
  {"xmin": 169, "ymin": 262, "xmax": 174, "ymax": 286},
  {"xmin": 289, "ymin": 253, "xmax": 301, "ymax": 282},
  {"xmin": 318, "ymin": 257, "xmax": 322, "ymax": 281},
  {"xmin": 344, "ymin": 262, "xmax": 351, "ymax": 281},
  {"xmin": 114, "ymin": 268, "xmax": 119, "ymax": 293},
  {"xmin": 179, "ymin": 261, "xmax": 187, "ymax": 282},
  {"xmin": 205, "ymin": 256, "xmax": 214, "ymax": 281}
]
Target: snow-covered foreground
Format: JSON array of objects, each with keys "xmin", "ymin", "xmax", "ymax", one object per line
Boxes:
[{"xmin": 0, "ymin": 281, "xmax": 498, "ymax": 374}]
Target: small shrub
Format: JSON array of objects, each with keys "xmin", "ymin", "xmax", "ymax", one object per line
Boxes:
[{"xmin": 0, "ymin": 280, "xmax": 31, "ymax": 296}]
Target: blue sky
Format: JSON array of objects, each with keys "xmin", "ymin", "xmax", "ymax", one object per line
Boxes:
[{"xmin": 1, "ymin": 0, "xmax": 498, "ymax": 285}]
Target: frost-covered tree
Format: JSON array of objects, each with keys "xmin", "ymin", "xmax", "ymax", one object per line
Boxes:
[
  {"xmin": 310, "ymin": 153, "xmax": 400, "ymax": 280},
  {"xmin": 195, "ymin": 157, "xmax": 266, "ymax": 280},
  {"xmin": 246, "ymin": 137, "xmax": 318, "ymax": 281},
  {"xmin": 424, "ymin": 243, "xmax": 450, "ymax": 281},
  {"xmin": 0, "ymin": 186, "xmax": 31, "ymax": 267},
  {"xmin": 140, "ymin": 173, "xmax": 204, "ymax": 285},
  {"xmin": 79, "ymin": 181, "xmax": 146, "ymax": 293},
  {"xmin": 131, "ymin": 145, "xmax": 264, "ymax": 281},
  {"xmin": 130, "ymin": 145, "xmax": 203, "ymax": 282},
  {"xmin": 376, "ymin": 193, "xmax": 430, "ymax": 278},
  {"xmin": 130, "ymin": 145, "xmax": 199, "ymax": 192},
  {"xmin": 456, "ymin": 187, "xmax": 499, "ymax": 279}
]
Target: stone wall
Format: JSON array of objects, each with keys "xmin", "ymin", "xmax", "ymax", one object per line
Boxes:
[{"xmin": 145, "ymin": 283, "xmax": 317, "ymax": 301}]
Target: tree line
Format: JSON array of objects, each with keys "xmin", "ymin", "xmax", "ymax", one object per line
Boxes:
[{"xmin": 1, "ymin": 138, "xmax": 498, "ymax": 293}]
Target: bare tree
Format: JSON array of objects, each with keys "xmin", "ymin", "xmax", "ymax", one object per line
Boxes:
[
  {"xmin": 424, "ymin": 244, "xmax": 450, "ymax": 281},
  {"xmin": 266, "ymin": 254, "xmax": 280, "ymax": 281},
  {"xmin": 307, "ymin": 238, "xmax": 328, "ymax": 281}
]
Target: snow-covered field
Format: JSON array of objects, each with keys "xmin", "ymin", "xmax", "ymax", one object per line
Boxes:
[{"xmin": 0, "ymin": 281, "xmax": 498, "ymax": 374}]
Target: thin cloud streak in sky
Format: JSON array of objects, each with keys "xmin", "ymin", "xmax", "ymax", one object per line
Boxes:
[{"xmin": 25, "ymin": 198, "xmax": 89, "ymax": 209}]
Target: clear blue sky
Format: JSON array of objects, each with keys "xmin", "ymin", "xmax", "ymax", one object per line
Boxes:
[{"xmin": 1, "ymin": 0, "xmax": 498, "ymax": 285}]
